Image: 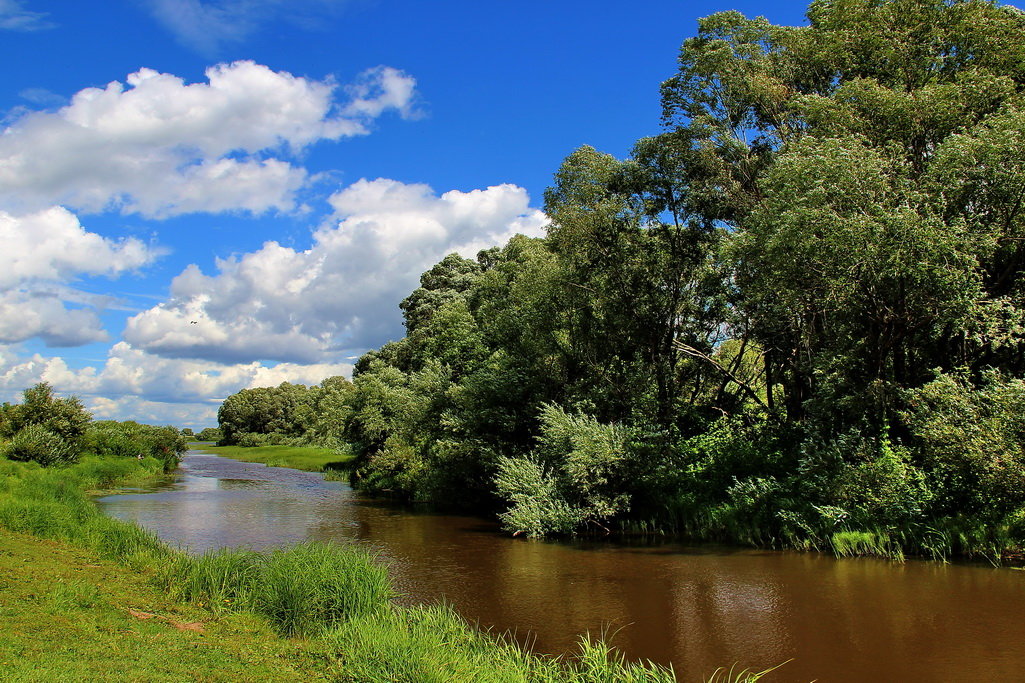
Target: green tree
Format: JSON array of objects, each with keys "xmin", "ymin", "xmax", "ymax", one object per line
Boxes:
[{"xmin": 1, "ymin": 383, "xmax": 91, "ymax": 444}]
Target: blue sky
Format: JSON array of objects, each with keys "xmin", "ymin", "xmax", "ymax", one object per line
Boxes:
[{"xmin": 0, "ymin": 0, "xmax": 808, "ymax": 428}]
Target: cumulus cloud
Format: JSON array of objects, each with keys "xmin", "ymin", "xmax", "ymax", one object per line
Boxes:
[
  {"xmin": 143, "ymin": 0, "xmax": 346, "ymax": 55},
  {"xmin": 0, "ymin": 289, "xmax": 107, "ymax": 347},
  {"xmin": 0, "ymin": 61, "xmax": 418, "ymax": 217},
  {"xmin": 0, "ymin": 342, "xmax": 353, "ymax": 426},
  {"xmin": 0, "ymin": 207, "xmax": 155, "ymax": 287},
  {"xmin": 123, "ymin": 178, "xmax": 548, "ymax": 363},
  {"xmin": 0, "ymin": 207, "xmax": 160, "ymax": 347},
  {"xmin": 0, "ymin": 0, "xmax": 52, "ymax": 31}
]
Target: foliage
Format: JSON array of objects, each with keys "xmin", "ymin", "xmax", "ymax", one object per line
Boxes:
[
  {"xmin": 0, "ymin": 383, "xmax": 91, "ymax": 444},
  {"xmin": 2, "ymin": 423, "xmax": 77, "ymax": 466},
  {"xmin": 211, "ymin": 0, "xmax": 1025, "ymax": 558},
  {"xmin": 82, "ymin": 420, "xmax": 188, "ymax": 472},
  {"xmin": 902, "ymin": 371, "xmax": 1025, "ymax": 518},
  {"xmin": 0, "ymin": 383, "xmax": 91, "ymax": 466},
  {"xmin": 196, "ymin": 427, "xmax": 223, "ymax": 442},
  {"xmin": 495, "ymin": 404, "xmax": 634, "ymax": 536}
]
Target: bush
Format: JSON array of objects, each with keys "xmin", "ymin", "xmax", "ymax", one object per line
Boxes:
[
  {"xmin": 494, "ymin": 455, "xmax": 581, "ymax": 536},
  {"xmin": 196, "ymin": 427, "xmax": 222, "ymax": 442},
  {"xmin": 493, "ymin": 404, "xmax": 633, "ymax": 537},
  {"xmin": 0, "ymin": 382, "xmax": 90, "ymax": 443},
  {"xmin": 2, "ymin": 424, "xmax": 77, "ymax": 466},
  {"xmin": 832, "ymin": 437, "xmax": 932, "ymax": 530},
  {"xmin": 82, "ymin": 424, "xmax": 141, "ymax": 459},
  {"xmin": 82, "ymin": 421, "xmax": 187, "ymax": 472},
  {"xmin": 235, "ymin": 432, "xmax": 271, "ymax": 448},
  {"xmin": 903, "ymin": 371, "xmax": 1025, "ymax": 519}
]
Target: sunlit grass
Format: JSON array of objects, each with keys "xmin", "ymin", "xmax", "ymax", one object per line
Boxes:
[
  {"xmin": 192, "ymin": 444, "xmax": 353, "ymax": 473},
  {"xmin": 831, "ymin": 530, "xmax": 904, "ymax": 561}
]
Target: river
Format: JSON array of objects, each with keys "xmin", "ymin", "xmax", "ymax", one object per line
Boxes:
[{"xmin": 96, "ymin": 450, "xmax": 1025, "ymax": 682}]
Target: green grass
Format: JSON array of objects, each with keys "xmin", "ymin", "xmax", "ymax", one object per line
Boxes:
[
  {"xmin": 0, "ymin": 527, "xmax": 328, "ymax": 681},
  {"xmin": 324, "ymin": 604, "xmax": 683, "ymax": 682},
  {"xmin": 830, "ymin": 529, "xmax": 904, "ymax": 561},
  {"xmin": 166, "ymin": 542, "xmax": 392, "ymax": 637},
  {"xmin": 191, "ymin": 444, "xmax": 353, "ymax": 473}
]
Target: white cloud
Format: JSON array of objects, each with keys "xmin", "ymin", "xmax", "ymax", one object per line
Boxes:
[
  {"xmin": 0, "ymin": 289, "xmax": 107, "ymax": 347},
  {"xmin": 18, "ymin": 88, "xmax": 65, "ymax": 108},
  {"xmin": 0, "ymin": 342, "xmax": 353, "ymax": 427},
  {"xmin": 0, "ymin": 0, "xmax": 52, "ymax": 31},
  {"xmin": 345, "ymin": 66, "xmax": 421, "ymax": 120},
  {"xmin": 0, "ymin": 207, "xmax": 155, "ymax": 287},
  {"xmin": 88, "ymin": 396, "xmax": 220, "ymax": 429},
  {"xmin": 0, "ymin": 207, "xmax": 160, "ymax": 347},
  {"xmin": 123, "ymin": 179, "xmax": 548, "ymax": 363},
  {"xmin": 0, "ymin": 61, "xmax": 418, "ymax": 218}
]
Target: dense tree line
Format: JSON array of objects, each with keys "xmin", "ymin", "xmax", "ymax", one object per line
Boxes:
[
  {"xmin": 218, "ymin": 0, "xmax": 1025, "ymax": 557},
  {"xmin": 0, "ymin": 383, "xmax": 188, "ymax": 471}
]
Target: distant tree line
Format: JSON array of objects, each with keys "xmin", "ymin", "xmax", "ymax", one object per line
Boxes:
[
  {"xmin": 0, "ymin": 383, "xmax": 187, "ymax": 472},
  {"xmin": 216, "ymin": 0, "xmax": 1025, "ymax": 558}
]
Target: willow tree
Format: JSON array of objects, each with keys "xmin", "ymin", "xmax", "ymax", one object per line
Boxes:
[{"xmin": 657, "ymin": 0, "xmax": 1025, "ymax": 433}]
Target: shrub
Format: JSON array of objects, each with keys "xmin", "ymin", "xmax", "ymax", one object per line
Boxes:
[
  {"xmin": 2, "ymin": 424, "xmax": 77, "ymax": 466},
  {"xmin": 493, "ymin": 404, "xmax": 633, "ymax": 536},
  {"xmin": 196, "ymin": 427, "xmax": 223, "ymax": 442},
  {"xmin": 903, "ymin": 371, "xmax": 1025, "ymax": 519},
  {"xmin": 81, "ymin": 421, "xmax": 187, "ymax": 472},
  {"xmin": 0, "ymin": 382, "xmax": 90, "ymax": 443},
  {"xmin": 494, "ymin": 454, "xmax": 581, "ymax": 536}
]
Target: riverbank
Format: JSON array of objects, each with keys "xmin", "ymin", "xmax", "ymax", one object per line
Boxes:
[
  {"xmin": 0, "ymin": 526, "xmax": 326, "ymax": 681},
  {"xmin": 0, "ymin": 455, "xmax": 771, "ymax": 682},
  {"xmin": 190, "ymin": 443, "xmax": 352, "ymax": 474}
]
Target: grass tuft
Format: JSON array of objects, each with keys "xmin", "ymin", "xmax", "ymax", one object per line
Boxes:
[
  {"xmin": 256, "ymin": 542, "xmax": 391, "ymax": 636},
  {"xmin": 830, "ymin": 529, "xmax": 904, "ymax": 561}
]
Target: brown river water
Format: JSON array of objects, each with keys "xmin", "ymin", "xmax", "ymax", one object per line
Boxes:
[{"xmin": 97, "ymin": 450, "xmax": 1025, "ymax": 682}]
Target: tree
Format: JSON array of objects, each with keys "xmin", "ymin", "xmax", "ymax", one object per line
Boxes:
[
  {"xmin": 660, "ymin": 0, "xmax": 1025, "ymax": 433},
  {"xmin": 1, "ymin": 382, "xmax": 91, "ymax": 443}
]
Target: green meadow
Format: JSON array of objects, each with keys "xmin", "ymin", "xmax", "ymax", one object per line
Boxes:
[{"xmin": 192, "ymin": 444, "xmax": 353, "ymax": 474}]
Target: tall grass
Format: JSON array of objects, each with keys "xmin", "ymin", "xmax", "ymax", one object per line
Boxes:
[
  {"xmin": 167, "ymin": 547, "xmax": 263, "ymax": 613},
  {"xmin": 325, "ymin": 603, "xmax": 690, "ymax": 682},
  {"xmin": 256, "ymin": 542, "xmax": 391, "ymax": 635},
  {"xmin": 830, "ymin": 530, "xmax": 904, "ymax": 561},
  {"xmin": 165, "ymin": 543, "xmax": 392, "ymax": 636},
  {"xmin": 0, "ymin": 457, "xmax": 171, "ymax": 566}
]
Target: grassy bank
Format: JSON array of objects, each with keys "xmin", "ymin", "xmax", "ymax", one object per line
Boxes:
[
  {"xmin": 191, "ymin": 444, "xmax": 353, "ymax": 474},
  {"xmin": 0, "ymin": 527, "xmax": 327, "ymax": 681},
  {"xmin": 0, "ymin": 455, "xmax": 775, "ymax": 682}
]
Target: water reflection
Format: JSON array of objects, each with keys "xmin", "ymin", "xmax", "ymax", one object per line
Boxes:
[{"xmin": 97, "ymin": 451, "xmax": 1025, "ymax": 682}]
